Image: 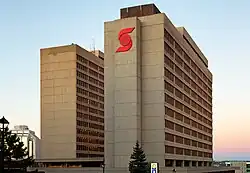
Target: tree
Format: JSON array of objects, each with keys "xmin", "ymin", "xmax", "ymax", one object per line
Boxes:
[
  {"xmin": 1, "ymin": 127, "xmax": 34, "ymax": 169},
  {"xmin": 129, "ymin": 141, "xmax": 149, "ymax": 173}
]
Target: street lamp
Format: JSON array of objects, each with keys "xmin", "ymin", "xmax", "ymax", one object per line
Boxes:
[{"xmin": 0, "ymin": 116, "xmax": 9, "ymax": 173}]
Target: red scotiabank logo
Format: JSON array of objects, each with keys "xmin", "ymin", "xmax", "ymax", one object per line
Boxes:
[{"xmin": 116, "ymin": 27, "xmax": 135, "ymax": 53}]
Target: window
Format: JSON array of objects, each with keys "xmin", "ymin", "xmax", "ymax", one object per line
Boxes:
[
  {"xmin": 175, "ymin": 112, "xmax": 183, "ymax": 121},
  {"xmin": 175, "ymin": 124, "xmax": 183, "ymax": 133},
  {"xmin": 165, "ymin": 43, "xmax": 174, "ymax": 57},
  {"xmin": 175, "ymin": 136, "xmax": 183, "ymax": 144},
  {"xmin": 164, "ymin": 29, "xmax": 174, "ymax": 45},
  {"xmin": 165, "ymin": 133, "xmax": 174, "ymax": 142},
  {"xmin": 166, "ymin": 95, "xmax": 174, "ymax": 106},
  {"xmin": 175, "ymin": 89, "xmax": 183, "ymax": 99},
  {"xmin": 165, "ymin": 81, "xmax": 174, "ymax": 93},
  {"xmin": 165, "ymin": 68, "xmax": 174, "ymax": 81},
  {"xmin": 165, "ymin": 146, "xmax": 174, "ymax": 154},
  {"xmin": 175, "ymin": 100, "xmax": 183, "ymax": 111},
  {"xmin": 165, "ymin": 56, "xmax": 174, "ymax": 69},
  {"xmin": 175, "ymin": 43, "xmax": 183, "ymax": 55},
  {"xmin": 175, "ymin": 54, "xmax": 183, "ymax": 66},
  {"xmin": 175, "ymin": 147, "xmax": 183, "ymax": 155},
  {"xmin": 175, "ymin": 77, "xmax": 183, "ymax": 88},
  {"xmin": 165, "ymin": 107, "xmax": 174, "ymax": 118},
  {"xmin": 175, "ymin": 66, "xmax": 183, "ymax": 77},
  {"xmin": 165, "ymin": 120, "xmax": 174, "ymax": 130}
]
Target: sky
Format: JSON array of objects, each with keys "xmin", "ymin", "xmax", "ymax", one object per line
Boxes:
[{"xmin": 1, "ymin": 0, "xmax": 250, "ymax": 161}]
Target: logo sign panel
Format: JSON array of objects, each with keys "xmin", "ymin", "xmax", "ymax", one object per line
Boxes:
[
  {"xmin": 116, "ymin": 27, "xmax": 135, "ymax": 53},
  {"xmin": 151, "ymin": 162, "xmax": 158, "ymax": 173}
]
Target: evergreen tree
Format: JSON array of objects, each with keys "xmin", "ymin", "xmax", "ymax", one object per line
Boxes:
[
  {"xmin": 1, "ymin": 127, "xmax": 34, "ymax": 169},
  {"xmin": 129, "ymin": 141, "xmax": 149, "ymax": 173}
]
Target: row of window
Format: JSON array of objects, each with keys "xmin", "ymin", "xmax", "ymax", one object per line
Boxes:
[
  {"xmin": 77, "ymin": 79, "xmax": 104, "ymax": 95},
  {"xmin": 164, "ymin": 52, "xmax": 212, "ymax": 99},
  {"xmin": 77, "ymin": 55, "xmax": 104, "ymax": 73},
  {"xmin": 76, "ymin": 56, "xmax": 104, "ymax": 80},
  {"xmin": 164, "ymin": 29, "xmax": 212, "ymax": 88},
  {"xmin": 76, "ymin": 153, "xmax": 103, "ymax": 158},
  {"xmin": 77, "ymin": 87, "xmax": 104, "ymax": 102},
  {"xmin": 165, "ymin": 66, "xmax": 212, "ymax": 112},
  {"xmin": 165, "ymin": 59, "xmax": 212, "ymax": 111},
  {"xmin": 77, "ymin": 70, "xmax": 104, "ymax": 87},
  {"xmin": 76, "ymin": 128, "xmax": 104, "ymax": 137},
  {"xmin": 165, "ymin": 94, "xmax": 212, "ymax": 123},
  {"xmin": 165, "ymin": 159, "xmax": 212, "ymax": 167},
  {"xmin": 165, "ymin": 120, "xmax": 212, "ymax": 142},
  {"xmin": 165, "ymin": 70, "xmax": 212, "ymax": 119},
  {"xmin": 76, "ymin": 119, "xmax": 104, "ymax": 130},
  {"xmin": 76, "ymin": 104, "xmax": 104, "ymax": 116},
  {"xmin": 76, "ymin": 145, "xmax": 104, "ymax": 152},
  {"xmin": 77, "ymin": 95, "xmax": 104, "ymax": 109},
  {"xmin": 165, "ymin": 82, "xmax": 212, "ymax": 124},
  {"xmin": 76, "ymin": 137, "xmax": 104, "ymax": 144},
  {"xmin": 77, "ymin": 112, "xmax": 104, "ymax": 123},
  {"xmin": 165, "ymin": 106, "xmax": 212, "ymax": 135},
  {"xmin": 166, "ymin": 105, "xmax": 211, "ymax": 128},
  {"xmin": 165, "ymin": 133, "xmax": 212, "ymax": 150},
  {"xmin": 165, "ymin": 145, "xmax": 212, "ymax": 158}
]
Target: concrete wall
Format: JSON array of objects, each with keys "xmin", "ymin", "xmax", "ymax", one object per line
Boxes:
[
  {"xmin": 40, "ymin": 46, "xmax": 77, "ymax": 160},
  {"xmin": 104, "ymin": 17, "xmax": 142, "ymax": 168}
]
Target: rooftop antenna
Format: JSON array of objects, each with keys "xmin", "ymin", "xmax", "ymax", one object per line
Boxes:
[{"xmin": 92, "ymin": 37, "xmax": 95, "ymax": 52}]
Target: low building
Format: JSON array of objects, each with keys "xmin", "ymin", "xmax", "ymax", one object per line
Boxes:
[
  {"xmin": 214, "ymin": 161, "xmax": 250, "ymax": 173},
  {"xmin": 11, "ymin": 125, "xmax": 40, "ymax": 160}
]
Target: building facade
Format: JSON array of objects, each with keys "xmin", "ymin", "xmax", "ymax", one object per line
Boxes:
[
  {"xmin": 40, "ymin": 44, "xmax": 104, "ymax": 166},
  {"xmin": 11, "ymin": 125, "xmax": 40, "ymax": 159},
  {"xmin": 104, "ymin": 3, "xmax": 213, "ymax": 171},
  {"xmin": 216, "ymin": 161, "xmax": 250, "ymax": 173}
]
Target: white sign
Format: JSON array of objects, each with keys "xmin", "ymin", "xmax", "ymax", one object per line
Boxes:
[{"xmin": 151, "ymin": 162, "xmax": 158, "ymax": 173}]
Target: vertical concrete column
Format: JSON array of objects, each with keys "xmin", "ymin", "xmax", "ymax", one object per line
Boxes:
[
  {"xmin": 181, "ymin": 160, "xmax": 184, "ymax": 167},
  {"xmin": 189, "ymin": 161, "xmax": 192, "ymax": 167},
  {"xmin": 104, "ymin": 17, "xmax": 141, "ymax": 168},
  {"xmin": 172, "ymin": 160, "xmax": 176, "ymax": 167}
]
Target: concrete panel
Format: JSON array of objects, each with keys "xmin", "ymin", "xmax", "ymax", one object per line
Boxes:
[
  {"xmin": 41, "ymin": 79, "xmax": 54, "ymax": 88},
  {"xmin": 114, "ymin": 116, "xmax": 140, "ymax": 130},
  {"xmin": 114, "ymin": 103, "xmax": 140, "ymax": 116},
  {"xmin": 115, "ymin": 53, "xmax": 140, "ymax": 65},
  {"xmin": 105, "ymin": 118, "xmax": 114, "ymax": 132},
  {"xmin": 142, "ymin": 142, "xmax": 165, "ymax": 155},
  {"xmin": 114, "ymin": 143, "xmax": 134, "ymax": 155},
  {"xmin": 114, "ymin": 90, "xmax": 139, "ymax": 103},
  {"xmin": 142, "ymin": 78, "xmax": 164, "ymax": 91},
  {"xmin": 141, "ymin": 24, "xmax": 164, "ymax": 41},
  {"xmin": 115, "ymin": 64, "xmax": 139, "ymax": 77},
  {"xmin": 143, "ymin": 117, "xmax": 165, "ymax": 130},
  {"xmin": 143, "ymin": 91, "xmax": 164, "ymax": 104},
  {"xmin": 141, "ymin": 52, "xmax": 164, "ymax": 66},
  {"xmin": 142, "ymin": 65, "xmax": 164, "ymax": 78},
  {"xmin": 115, "ymin": 77, "xmax": 140, "ymax": 90},
  {"xmin": 104, "ymin": 17, "xmax": 142, "ymax": 169},
  {"xmin": 142, "ymin": 103, "xmax": 165, "ymax": 117},
  {"xmin": 114, "ymin": 130, "xmax": 141, "ymax": 143},
  {"xmin": 114, "ymin": 155, "xmax": 131, "ymax": 168},
  {"xmin": 141, "ymin": 39, "xmax": 164, "ymax": 53}
]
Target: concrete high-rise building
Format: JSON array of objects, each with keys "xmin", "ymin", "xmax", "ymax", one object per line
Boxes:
[
  {"xmin": 11, "ymin": 125, "xmax": 40, "ymax": 160},
  {"xmin": 104, "ymin": 3, "xmax": 225, "ymax": 173},
  {"xmin": 40, "ymin": 44, "xmax": 104, "ymax": 166}
]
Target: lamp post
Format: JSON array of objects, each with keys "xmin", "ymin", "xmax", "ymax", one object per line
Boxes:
[{"xmin": 0, "ymin": 116, "xmax": 9, "ymax": 173}]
